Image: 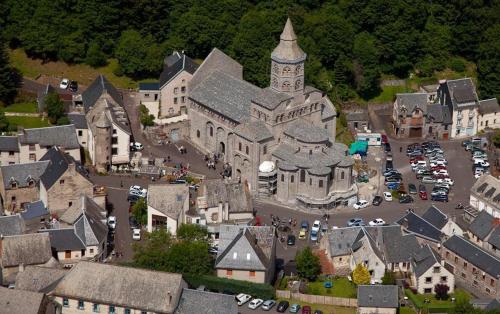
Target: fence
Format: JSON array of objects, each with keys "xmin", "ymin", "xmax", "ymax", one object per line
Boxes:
[{"xmin": 276, "ymin": 290, "xmax": 358, "ymax": 307}]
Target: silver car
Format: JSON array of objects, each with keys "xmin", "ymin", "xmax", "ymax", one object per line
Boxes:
[
  {"xmin": 261, "ymin": 300, "xmax": 276, "ymax": 311},
  {"xmin": 421, "ymin": 176, "xmax": 436, "ymax": 184}
]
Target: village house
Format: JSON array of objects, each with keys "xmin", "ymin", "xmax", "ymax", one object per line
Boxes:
[
  {"xmin": 138, "ymin": 82, "xmax": 160, "ymax": 118},
  {"xmin": 15, "ymin": 265, "xmax": 68, "ymax": 293},
  {"xmin": 38, "ymin": 146, "xmax": 93, "ymax": 216},
  {"xmin": 0, "ymin": 286, "xmax": 58, "ymax": 314},
  {"xmin": 67, "ymin": 113, "xmax": 89, "ymax": 149},
  {"xmin": 146, "ymin": 184, "xmax": 190, "ymax": 235},
  {"xmin": 466, "ymin": 210, "xmax": 500, "ymax": 258},
  {"xmin": 0, "ymin": 160, "xmax": 49, "ymax": 214},
  {"xmin": 470, "ymin": 174, "xmax": 500, "ymax": 218},
  {"xmin": 52, "ymin": 261, "xmax": 187, "ymax": 314},
  {"xmin": 0, "ymin": 136, "xmax": 20, "ymax": 165},
  {"xmin": 411, "ymin": 244, "xmax": 455, "ymax": 294},
  {"xmin": 357, "ymin": 285, "xmax": 399, "ymax": 314},
  {"xmin": 345, "ymin": 109, "xmax": 370, "ymax": 133},
  {"xmin": 215, "ymin": 224, "xmax": 276, "ymax": 284},
  {"xmin": 441, "ymin": 235, "xmax": 500, "ymax": 298},
  {"xmin": 20, "ymin": 200, "xmax": 50, "ymax": 233},
  {"xmin": 478, "ymin": 98, "xmax": 500, "ymax": 131},
  {"xmin": 0, "ymin": 214, "xmax": 25, "ymax": 236}
]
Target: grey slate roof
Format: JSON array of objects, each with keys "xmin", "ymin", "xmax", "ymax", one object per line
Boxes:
[
  {"xmin": 284, "ymin": 119, "xmax": 329, "ymax": 143},
  {"xmin": 15, "ymin": 266, "xmax": 67, "ymax": 293},
  {"xmin": 426, "ymin": 104, "xmax": 444, "ymax": 122},
  {"xmin": 327, "ymin": 226, "xmax": 362, "ymax": 257},
  {"xmin": 40, "ymin": 228, "xmax": 86, "ymax": 251},
  {"xmin": 226, "ymin": 182, "xmax": 253, "ymax": 213},
  {"xmin": 422, "ymin": 205, "xmax": 448, "ymax": 230},
  {"xmin": 67, "ymin": 113, "xmax": 88, "ymax": 129},
  {"xmin": 471, "ymin": 174, "xmax": 500, "ymax": 205},
  {"xmin": 358, "ymin": 285, "xmax": 398, "ymax": 308},
  {"xmin": 0, "ymin": 286, "xmax": 47, "ymax": 314},
  {"xmin": 20, "ymin": 200, "xmax": 49, "ymax": 220},
  {"xmin": 396, "ymin": 93, "xmax": 428, "ymax": 116},
  {"xmin": 0, "ymin": 215, "xmax": 25, "ymax": 236},
  {"xmin": 39, "ymin": 146, "xmax": 88, "ymax": 189},
  {"xmin": 345, "ymin": 110, "xmax": 369, "ymax": 121},
  {"xmin": 468, "ymin": 210, "xmax": 495, "ymax": 240},
  {"xmin": 1, "ymin": 233, "xmax": 52, "ymax": 267},
  {"xmin": 60, "ymin": 195, "xmax": 106, "ymax": 225},
  {"xmin": 271, "ymin": 18, "xmax": 307, "ymax": 63},
  {"xmin": 234, "ymin": 120, "xmax": 273, "ymax": 142},
  {"xmin": 272, "ymin": 142, "xmax": 350, "ymax": 170},
  {"xmin": 53, "ymin": 261, "xmax": 185, "ymax": 314},
  {"xmin": 190, "ymin": 70, "xmax": 261, "ymax": 123},
  {"xmin": 159, "ymin": 52, "xmax": 198, "ymax": 89},
  {"xmin": 479, "ymin": 98, "xmax": 500, "ymax": 115},
  {"xmin": 18, "ymin": 125, "xmax": 80, "ymax": 149},
  {"xmin": 175, "ymin": 289, "xmax": 238, "ymax": 314},
  {"xmin": 488, "ymin": 227, "xmax": 500, "ymax": 249},
  {"xmin": 413, "ymin": 244, "xmax": 441, "ymax": 277},
  {"xmin": 139, "ymin": 82, "xmax": 160, "ymax": 91},
  {"xmin": 81, "ymin": 75, "xmax": 122, "ymax": 111},
  {"xmin": 443, "ymin": 235, "xmax": 500, "ymax": 277},
  {"xmin": 370, "ymin": 225, "xmax": 421, "ymax": 263},
  {"xmin": 0, "ymin": 136, "xmax": 19, "ymax": 152},
  {"xmin": 147, "ymin": 184, "xmax": 189, "ymax": 219},
  {"xmin": 251, "ymin": 87, "xmax": 292, "ymax": 110},
  {"xmin": 0, "ymin": 161, "xmax": 50, "ymax": 189},
  {"xmin": 446, "ymin": 78, "xmax": 478, "ymax": 108},
  {"xmin": 396, "ymin": 211, "xmax": 443, "ymax": 242},
  {"xmin": 74, "ymin": 197, "xmax": 107, "ymax": 247}
]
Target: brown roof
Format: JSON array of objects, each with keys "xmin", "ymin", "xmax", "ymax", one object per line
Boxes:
[{"xmin": 1, "ymin": 233, "xmax": 52, "ymax": 267}]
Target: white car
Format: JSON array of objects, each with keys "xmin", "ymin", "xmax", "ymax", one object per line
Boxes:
[
  {"xmin": 433, "ymin": 169, "xmax": 449, "ymax": 176},
  {"xmin": 59, "ymin": 78, "xmax": 69, "ymax": 89},
  {"xmin": 132, "ymin": 228, "xmax": 141, "ymax": 240},
  {"xmin": 430, "ymin": 161, "xmax": 446, "ymax": 168},
  {"xmin": 130, "ymin": 142, "xmax": 144, "ymax": 151},
  {"xmin": 437, "ymin": 178, "xmax": 454, "ymax": 186},
  {"xmin": 248, "ymin": 298, "xmax": 264, "ymax": 309},
  {"xmin": 236, "ymin": 293, "xmax": 252, "ymax": 306},
  {"xmin": 383, "ymin": 192, "xmax": 393, "ymax": 201},
  {"xmin": 353, "ymin": 200, "xmax": 369, "ymax": 210},
  {"xmin": 475, "ymin": 160, "xmax": 490, "ymax": 168},
  {"xmin": 107, "ymin": 216, "xmax": 116, "ymax": 229},
  {"xmin": 369, "ymin": 218, "xmax": 386, "ymax": 226},
  {"xmin": 429, "ymin": 158, "xmax": 447, "ymax": 164},
  {"xmin": 311, "ymin": 220, "xmax": 321, "ymax": 233},
  {"xmin": 129, "ymin": 185, "xmax": 147, "ymax": 195}
]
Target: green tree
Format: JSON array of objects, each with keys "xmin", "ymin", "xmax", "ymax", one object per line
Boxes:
[
  {"xmin": 352, "ymin": 263, "xmax": 371, "ymax": 285},
  {"xmin": 139, "ymin": 104, "xmax": 155, "ymax": 127},
  {"xmin": 177, "ymin": 224, "xmax": 208, "ymax": 242},
  {"xmin": 0, "ymin": 41, "xmax": 21, "ymax": 106},
  {"xmin": 44, "ymin": 92, "xmax": 65, "ymax": 124},
  {"xmin": 115, "ymin": 30, "xmax": 162, "ymax": 78},
  {"xmin": 352, "ymin": 32, "xmax": 380, "ymax": 99},
  {"xmin": 131, "ymin": 198, "xmax": 147, "ymax": 225},
  {"xmin": 165, "ymin": 241, "xmax": 213, "ymax": 275},
  {"xmin": 85, "ymin": 41, "xmax": 108, "ymax": 67},
  {"xmin": 381, "ymin": 271, "xmax": 396, "ymax": 285},
  {"xmin": 477, "ymin": 24, "xmax": 500, "ymax": 100},
  {"xmin": 0, "ymin": 111, "xmax": 10, "ymax": 132},
  {"xmin": 132, "ymin": 228, "xmax": 172, "ymax": 271},
  {"xmin": 295, "ymin": 246, "xmax": 321, "ymax": 280},
  {"xmin": 452, "ymin": 294, "xmax": 476, "ymax": 314}
]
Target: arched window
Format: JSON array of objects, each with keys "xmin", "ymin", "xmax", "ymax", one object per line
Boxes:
[
  {"xmin": 295, "ymin": 65, "xmax": 301, "ymax": 75},
  {"xmin": 281, "ymin": 174, "xmax": 284, "ymax": 182},
  {"xmin": 245, "ymin": 146, "xmax": 249, "ymax": 154},
  {"xmin": 209, "ymin": 126, "xmax": 213, "ymax": 137},
  {"xmin": 295, "ymin": 80, "xmax": 302, "ymax": 90},
  {"xmin": 196, "ymin": 130, "xmax": 200, "ymax": 138},
  {"xmin": 300, "ymin": 169, "xmax": 305, "ymax": 182},
  {"xmin": 283, "ymin": 66, "xmax": 291, "ymax": 75},
  {"xmin": 282, "ymin": 81, "xmax": 291, "ymax": 91},
  {"xmin": 341, "ymin": 171, "xmax": 345, "ymax": 180},
  {"xmin": 239, "ymin": 142, "xmax": 242, "ymax": 151},
  {"xmin": 291, "ymin": 175, "xmax": 294, "ymax": 183}
]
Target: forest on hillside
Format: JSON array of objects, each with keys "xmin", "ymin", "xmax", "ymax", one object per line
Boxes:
[{"xmin": 0, "ymin": 0, "xmax": 499, "ymax": 102}]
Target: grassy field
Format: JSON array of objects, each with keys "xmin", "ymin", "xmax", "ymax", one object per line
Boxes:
[
  {"xmin": 368, "ymin": 85, "xmax": 415, "ymax": 103},
  {"xmin": 9, "ymin": 49, "xmax": 156, "ymax": 89},
  {"xmin": 278, "ymin": 298, "xmax": 356, "ymax": 314},
  {"xmin": 306, "ymin": 278, "xmax": 357, "ymax": 298},
  {"xmin": 399, "ymin": 307, "xmax": 417, "ymax": 314},
  {"xmin": 405, "ymin": 288, "xmax": 470, "ymax": 312},
  {"xmin": 7, "ymin": 116, "xmax": 50, "ymax": 129},
  {"xmin": 3, "ymin": 101, "xmax": 38, "ymax": 113}
]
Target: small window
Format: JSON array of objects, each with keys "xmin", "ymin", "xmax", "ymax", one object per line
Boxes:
[
  {"xmin": 424, "ymin": 288, "xmax": 432, "ymax": 293},
  {"xmin": 93, "ymin": 303, "xmax": 99, "ymax": 313},
  {"xmin": 245, "ymin": 146, "xmax": 249, "ymax": 154},
  {"xmin": 300, "ymin": 169, "xmax": 306, "ymax": 182},
  {"xmin": 246, "ymin": 253, "xmax": 251, "ymax": 260},
  {"xmin": 463, "ymin": 262, "xmax": 467, "ymax": 268},
  {"xmin": 78, "ymin": 130, "xmax": 83, "ymax": 136},
  {"xmin": 263, "ymin": 145, "xmax": 267, "ymax": 155},
  {"xmin": 8, "ymin": 151, "xmax": 14, "ymax": 156},
  {"xmin": 291, "ymin": 175, "xmax": 294, "ymax": 183},
  {"xmin": 68, "ymin": 201, "xmax": 72, "ymax": 207},
  {"xmin": 78, "ymin": 300, "xmax": 84, "ymax": 310},
  {"xmin": 233, "ymin": 252, "xmax": 237, "ymax": 259},
  {"xmin": 425, "ymin": 277, "xmax": 432, "ymax": 283},
  {"xmin": 341, "ymin": 172, "xmax": 345, "ymax": 180},
  {"xmin": 29, "ymin": 144, "xmax": 35, "ymax": 151},
  {"xmin": 491, "ymin": 279, "xmax": 495, "ymax": 287},
  {"xmin": 109, "ymin": 305, "xmax": 115, "ymax": 314},
  {"xmin": 196, "ymin": 130, "xmax": 200, "ymax": 138},
  {"xmin": 209, "ymin": 127, "xmax": 213, "ymax": 137},
  {"xmin": 239, "ymin": 142, "xmax": 242, "ymax": 151},
  {"xmin": 90, "ymin": 248, "xmax": 94, "ymax": 254},
  {"xmin": 441, "ymin": 276, "xmax": 447, "ymax": 282},
  {"xmin": 319, "ymin": 180, "xmax": 323, "ymax": 188},
  {"xmin": 281, "ymin": 174, "xmax": 284, "ymax": 182},
  {"xmin": 181, "ymin": 86, "xmax": 186, "ymax": 93},
  {"xmin": 309, "ymin": 178, "xmax": 312, "ymax": 185},
  {"xmin": 11, "ymin": 196, "xmax": 16, "ymax": 202},
  {"xmin": 249, "ymin": 271, "xmax": 256, "ymax": 277},
  {"xmin": 174, "ymin": 87, "xmax": 178, "ymax": 94},
  {"xmin": 29, "ymin": 153, "xmax": 36, "ymax": 161},
  {"xmin": 174, "ymin": 97, "xmax": 178, "ymax": 104},
  {"xmin": 226, "ymin": 270, "xmax": 232, "ymax": 276},
  {"xmin": 63, "ymin": 298, "xmax": 69, "ymax": 307},
  {"xmin": 145, "ymin": 93, "xmax": 149, "ymax": 97},
  {"xmin": 461, "ymin": 272, "xmax": 466, "ymax": 278},
  {"xmin": 454, "ymin": 257, "xmax": 458, "ymax": 263},
  {"xmin": 60, "ymin": 179, "xmax": 65, "ymax": 185},
  {"xmin": 181, "ymin": 96, "xmax": 185, "ymax": 103},
  {"xmin": 124, "ymin": 309, "xmax": 131, "ymax": 314}
]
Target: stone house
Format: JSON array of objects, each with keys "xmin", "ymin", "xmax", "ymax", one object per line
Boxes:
[
  {"xmin": 0, "ymin": 286, "xmax": 58, "ymax": 314},
  {"xmin": 0, "ymin": 160, "xmax": 49, "ymax": 214},
  {"xmin": 478, "ymin": 98, "xmax": 500, "ymax": 131},
  {"xmin": 470, "ymin": 174, "xmax": 500, "ymax": 218},
  {"xmin": 174, "ymin": 288, "xmax": 238, "ymax": 314},
  {"xmin": 138, "ymin": 82, "xmax": 160, "ymax": 119},
  {"xmin": 357, "ymin": 285, "xmax": 398, "ymax": 314},
  {"xmin": 466, "ymin": 210, "xmax": 500, "ymax": 258},
  {"xmin": 441, "ymin": 235, "xmax": 500, "ymax": 298},
  {"xmin": 38, "ymin": 146, "xmax": 93, "ymax": 216},
  {"xmin": 187, "ymin": 19, "xmax": 355, "ymax": 209},
  {"xmin": 52, "ymin": 261, "xmax": 187, "ymax": 314},
  {"xmin": 0, "ymin": 233, "xmax": 53, "ymax": 285},
  {"xmin": 0, "ymin": 136, "xmax": 20, "ymax": 165},
  {"xmin": 420, "ymin": 84, "xmax": 439, "ymax": 103},
  {"xmin": 20, "ymin": 200, "xmax": 50, "ymax": 233},
  {"xmin": 146, "ymin": 184, "xmax": 189, "ymax": 235},
  {"xmin": 345, "ymin": 109, "xmax": 370, "ymax": 133},
  {"xmin": 17, "ymin": 125, "xmax": 81, "ymax": 163},
  {"xmin": 411, "ymin": 244, "xmax": 455, "ymax": 294},
  {"xmin": 68, "ymin": 113, "xmax": 89, "ymax": 149},
  {"xmin": 15, "ymin": 265, "xmax": 68, "ymax": 293},
  {"xmin": 0, "ymin": 214, "xmax": 25, "ymax": 237},
  {"xmin": 215, "ymin": 225, "xmax": 276, "ymax": 284}
]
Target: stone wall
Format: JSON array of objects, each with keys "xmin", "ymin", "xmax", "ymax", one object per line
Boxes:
[{"xmin": 275, "ymin": 290, "xmax": 358, "ymax": 307}]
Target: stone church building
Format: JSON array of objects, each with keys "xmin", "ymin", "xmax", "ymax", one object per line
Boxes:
[{"xmin": 187, "ymin": 19, "xmax": 357, "ymax": 208}]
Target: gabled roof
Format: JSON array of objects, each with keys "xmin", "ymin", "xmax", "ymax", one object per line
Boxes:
[
  {"xmin": 40, "ymin": 228, "xmax": 86, "ymax": 251},
  {"xmin": 488, "ymin": 227, "xmax": 500, "ymax": 250},
  {"xmin": 468, "ymin": 210, "xmax": 496, "ymax": 240},
  {"xmin": 159, "ymin": 52, "xmax": 198, "ymax": 89},
  {"xmin": 60, "ymin": 195, "xmax": 106, "ymax": 225},
  {"xmin": 226, "ymin": 182, "xmax": 253, "ymax": 214},
  {"xmin": 81, "ymin": 75, "xmax": 122, "ymax": 111},
  {"xmin": 18, "ymin": 125, "xmax": 80, "ymax": 149},
  {"xmin": 284, "ymin": 119, "xmax": 330, "ymax": 143},
  {"xmin": 0, "ymin": 160, "xmax": 50, "ymax": 189},
  {"xmin": 234, "ymin": 120, "xmax": 273, "ymax": 142},
  {"xmin": 0, "ymin": 214, "xmax": 25, "ymax": 236},
  {"xmin": 412, "ymin": 244, "xmax": 441, "ymax": 277},
  {"xmin": 0, "ymin": 136, "xmax": 19, "ymax": 152},
  {"xmin": 20, "ymin": 200, "xmax": 49, "ymax": 220},
  {"xmin": 174, "ymin": 289, "xmax": 238, "ymax": 314},
  {"xmin": 471, "ymin": 174, "xmax": 500, "ymax": 204},
  {"xmin": 443, "ymin": 235, "xmax": 500, "ymax": 277},
  {"xmin": 15, "ymin": 266, "xmax": 67, "ymax": 293},
  {"xmin": 0, "ymin": 286, "xmax": 47, "ymax": 314},
  {"xmin": 327, "ymin": 226, "xmax": 362, "ymax": 257},
  {"xmin": 139, "ymin": 82, "xmax": 160, "ymax": 91},
  {"xmin": 1, "ymin": 233, "xmax": 52, "ymax": 267},
  {"xmin": 358, "ymin": 285, "xmax": 398, "ymax": 308},
  {"xmin": 147, "ymin": 184, "xmax": 189, "ymax": 219},
  {"xmin": 53, "ymin": 262, "xmax": 185, "ymax": 314},
  {"xmin": 67, "ymin": 113, "xmax": 88, "ymax": 129},
  {"xmin": 39, "ymin": 146, "xmax": 89, "ymax": 189},
  {"xmin": 395, "ymin": 93, "xmax": 428, "ymax": 116},
  {"xmin": 445, "ymin": 78, "xmax": 479, "ymax": 109},
  {"xmin": 369, "ymin": 225, "xmax": 421, "ymax": 263},
  {"xmin": 422, "ymin": 205, "xmax": 448, "ymax": 229},
  {"xmin": 396, "ymin": 211, "xmax": 443, "ymax": 242},
  {"xmin": 479, "ymin": 98, "xmax": 500, "ymax": 115},
  {"xmin": 271, "ymin": 18, "xmax": 306, "ymax": 63}
]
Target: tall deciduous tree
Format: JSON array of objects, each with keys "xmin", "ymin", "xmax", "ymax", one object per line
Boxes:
[
  {"xmin": 352, "ymin": 263, "xmax": 371, "ymax": 285},
  {"xmin": 296, "ymin": 246, "xmax": 321, "ymax": 281},
  {"xmin": 115, "ymin": 30, "xmax": 162, "ymax": 78},
  {"xmin": 44, "ymin": 92, "xmax": 64, "ymax": 124},
  {"xmin": 0, "ymin": 42, "xmax": 20, "ymax": 106}
]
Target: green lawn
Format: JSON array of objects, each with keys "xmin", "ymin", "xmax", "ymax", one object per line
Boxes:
[
  {"xmin": 3, "ymin": 101, "xmax": 38, "ymax": 113},
  {"xmin": 7, "ymin": 116, "xmax": 50, "ymax": 129},
  {"xmin": 405, "ymin": 288, "xmax": 470, "ymax": 312},
  {"xmin": 306, "ymin": 278, "xmax": 357, "ymax": 298},
  {"xmin": 278, "ymin": 298, "xmax": 356, "ymax": 314},
  {"xmin": 368, "ymin": 85, "xmax": 415, "ymax": 103},
  {"xmin": 399, "ymin": 307, "xmax": 417, "ymax": 314}
]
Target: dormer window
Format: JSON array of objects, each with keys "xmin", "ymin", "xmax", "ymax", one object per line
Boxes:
[
  {"xmin": 11, "ymin": 181, "xmax": 17, "ymax": 189},
  {"xmin": 233, "ymin": 252, "xmax": 238, "ymax": 259}
]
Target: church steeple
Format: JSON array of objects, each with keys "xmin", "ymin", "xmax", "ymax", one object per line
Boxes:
[{"xmin": 270, "ymin": 18, "xmax": 306, "ymax": 96}]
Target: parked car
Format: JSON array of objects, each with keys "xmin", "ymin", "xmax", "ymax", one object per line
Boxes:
[
  {"xmin": 59, "ymin": 78, "xmax": 69, "ymax": 89},
  {"xmin": 310, "ymin": 230, "xmax": 319, "ymax": 242},
  {"xmin": 69, "ymin": 80, "xmax": 78, "ymax": 92},
  {"xmin": 408, "ymin": 184, "xmax": 417, "ymax": 194},
  {"xmin": 436, "ymin": 178, "xmax": 454, "ymax": 186},
  {"xmin": 132, "ymin": 228, "xmax": 141, "ymax": 241},
  {"xmin": 421, "ymin": 176, "xmax": 436, "ymax": 184},
  {"xmin": 298, "ymin": 230, "xmax": 307, "ymax": 240},
  {"xmin": 128, "ymin": 216, "xmax": 139, "ymax": 229},
  {"xmin": 277, "ymin": 301, "xmax": 289, "ymax": 312},
  {"xmin": 261, "ymin": 300, "xmax": 276, "ymax": 311},
  {"xmin": 433, "ymin": 169, "xmax": 449, "ymax": 176},
  {"xmin": 385, "ymin": 160, "xmax": 394, "ymax": 170},
  {"xmin": 369, "ymin": 218, "xmax": 386, "ymax": 226},
  {"xmin": 302, "ymin": 306, "xmax": 312, "ymax": 314},
  {"xmin": 353, "ymin": 200, "xmax": 368, "ymax": 210},
  {"xmin": 300, "ymin": 220, "xmax": 309, "ymax": 231},
  {"xmin": 236, "ymin": 293, "xmax": 252, "ymax": 306},
  {"xmin": 418, "ymin": 184, "xmax": 428, "ymax": 200},
  {"xmin": 107, "ymin": 216, "xmax": 116, "ymax": 229},
  {"xmin": 399, "ymin": 194, "xmax": 414, "ymax": 203},
  {"xmin": 372, "ymin": 196, "xmax": 383, "ymax": 206},
  {"xmin": 432, "ymin": 194, "xmax": 448, "ymax": 202},
  {"xmin": 312, "ymin": 220, "xmax": 321, "ymax": 233},
  {"xmin": 381, "ymin": 134, "xmax": 388, "ymax": 144},
  {"xmin": 383, "ymin": 169, "xmax": 400, "ymax": 177},
  {"xmin": 384, "ymin": 143, "xmax": 392, "ymax": 153},
  {"xmin": 290, "ymin": 304, "xmax": 301, "ymax": 313},
  {"xmin": 383, "ymin": 191, "xmax": 393, "ymax": 201},
  {"xmin": 248, "ymin": 298, "xmax": 264, "ymax": 309},
  {"xmin": 347, "ymin": 218, "xmax": 364, "ymax": 227},
  {"xmin": 287, "ymin": 235, "xmax": 296, "ymax": 246}
]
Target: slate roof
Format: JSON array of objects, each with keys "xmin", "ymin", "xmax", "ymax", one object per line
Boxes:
[
  {"xmin": 422, "ymin": 205, "xmax": 448, "ymax": 230},
  {"xmin": 39, "ymin": 146, "xmax": 89, "ymax": 190},
  {"xmin": 468, "ymin": 210, "xmax": 495, "ymax": 240},
  {"xmin": 272, "ymin": 142, "xmax": 351, "ymax": 170},
  {"xmin": 73, "ymin": 197, "xmax": 108, "ymax": 247},
  {"xmin": 1, "ymin": 233, "xmax": 52, "ymax": 267},
  {"xmin": 234, "ymin": 120, "xmax": 273, "ymax": 142},
  {"xmin": 443, "ymin": 235, "xmax": 500, "ymax": 277},
  {"xmin": 488, "ymin": 227, "xmax": 500, "ymax": 250},
  {"xmin": 251, "ymin": 87, "xmax": 292, "ymax": 110},
  {"xmin": 0, "ymin": 161, "xmax": 50, "ymax": 189},
  {"xmin": 81, "ymin": 75, "xmax": 122, "ymax": 111},
  {"xmin": 18, "ymin": 125, "xmax": 80, "ymax": 149},
  {"xmin": 412, "ymin": 244, "xmax": 441, "ymax": 277},
  {"xmin": 271, "ymin": 18, "xmax": 306, "ymax": 63},
  {"xmin": 327, "ymin": 226, "xmax": 362, "ymax": 257},
  {"xmin": 0, "ymin": 286, "xmax": 47, "ymax": 314},
  {"xmin": 20, "ymin": 200, "xmax": 49, "ymax": 220},
  {"xmin": 396, "ymin": 93, "xmax": 428, "ymax": 116},
  {"xmin": 139, "ymin": 82, "xmax": 160, "ymax": 91},
  {"xmin": 426, "ymin": 104, "xmax": 452, "ymax": 124},
  {"xmin": 53, "ymin": 262, "xmax": 185, "ymax": 314},
  {"xmin": 159, "ymin": 52, "xmax": 198, "ymax": 89},
  {"xmin": 471, "ymin": 174, "xmax": 500, "ymax": 205},
  {"xmin": 67, "ymin": 113, "xmax": 88, "ymax": 129},
  {"xmin": 40, "ymin": 228, "xmax": 86, "ymax": 251},
  {"xmin": 446, "ymin": 78, "xmax": 478, "ymax": 108},
  {"xmin": 60, "ymin": 195, "xmax": 106, "ymax": 225},
  {"xmin": 345, "ymin": 110, "xmax": 369, "ymax": 121},
  {"xmin": 15, "ymin": 266, "xmax": 67, "ymax": 293},
  {"xmin": 190, "ymin": 70, "xmax": 261, "ymax": 123},
  {"xmin": 190, "ymin": 48, "xmax": 243, "ymax": 91},
  {"xmin": 216, "ymin": 225, "xmax": 275, "ymax": 271},
  {"xmin": 0, "ymin": 215, "xmax": 25, "ymax": 236},
  {"xmin": 147, "ymin": 184, "xmax": 189, "ymax": 219},
  {"xmin": 0, "ymin": 136, "xmax": 19, "ymax": 152},
  {"xmin": 226, "ymin": 182, "xmax": 253, "ymax": 213},
  {"xmin": 284, "ymin": 119, "xmax": 329, "ymax": 143},
  {"xmin": 174, "ymin": 289, "xmax": 238, "ymax": 314},
  {"xmin": 358, "ymin": 285, "xmax": 398, "ymax": 308},
  {"xmin": 479, "ymin": 98, "xmax": 500, "ymax": 115},
  {"xmin": 396, "ymin": 211, "xmax": 443, "ymax": 242},
  {"xmin": 371, "ymin": 225, "xmax": 421, "ymax": 263}
]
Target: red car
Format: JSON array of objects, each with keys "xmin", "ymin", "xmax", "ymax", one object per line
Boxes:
[
  {"xmin": 431, "ymin": 165, "xmax": 447, "ymax": 171},
  {"xmin": 433, "ymin": 174, "xmax": 449, "ymax": 180},
  {"xmin": 302, "ymin": 306, "xmax": 312, "ymax": 314},
  {"xmin": 381, "ymin": 134, "xmax": 388, "ymax": 145},
  {"xmin": 410, "ymin": 156, "xmax": 425, "ymax": 163},
  {"xmin": 419, "ymin": 190, "xmax": 428, "ymax": 200}
]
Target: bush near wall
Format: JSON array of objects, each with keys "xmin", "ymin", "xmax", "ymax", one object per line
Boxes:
[{"xmin": 183, "ymin": 274, "xmax": 275, "ymax": 299}]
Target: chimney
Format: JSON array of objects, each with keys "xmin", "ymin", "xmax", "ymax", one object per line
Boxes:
[{"xmin": 167, "ymin": 291, "xmax": 172, "ymax": 304}]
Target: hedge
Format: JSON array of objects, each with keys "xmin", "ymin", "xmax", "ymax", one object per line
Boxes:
[{"xmin": 183, "ymin": 274, "xmax": 275, "ymax": 299}]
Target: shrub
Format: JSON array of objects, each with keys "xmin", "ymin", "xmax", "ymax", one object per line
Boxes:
[
  {"xmin": 434, "ymin": 283, "xmax": 450, "ymax": 300},
  {"xmin": 449, "ymin": 58, "xmax": 466, "ymax": 73}
]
